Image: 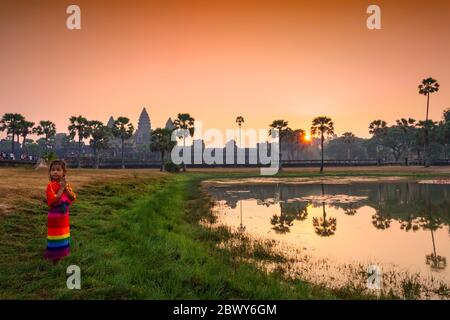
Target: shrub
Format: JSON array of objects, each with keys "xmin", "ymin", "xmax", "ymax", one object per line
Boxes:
[
  {"xmin": 164, "ymin": 161, "xmax": 180, "ymax": 173},
  {"xmin": 41, "ymin": 151, "xmax": 57, "ymax": 164}
]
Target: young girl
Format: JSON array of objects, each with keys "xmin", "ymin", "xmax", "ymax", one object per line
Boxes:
[{"xmin": 45, "ymin": 160, "xmax": 76, "ymax": 262}]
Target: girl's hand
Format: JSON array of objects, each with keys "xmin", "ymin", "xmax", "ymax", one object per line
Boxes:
[{"xmin": 60, "ymin": 177, "xmax": 67, "ymax": 190}]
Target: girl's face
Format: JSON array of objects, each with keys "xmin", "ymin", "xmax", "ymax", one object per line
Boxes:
[{"xmin": 50, "ymin": 165, "xmax": 65, "ymax": 181}]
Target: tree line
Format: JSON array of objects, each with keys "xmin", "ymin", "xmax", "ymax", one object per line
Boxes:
[{"xmin": 1, "ymin": 77, "xmax": 448, "ymax": 172}]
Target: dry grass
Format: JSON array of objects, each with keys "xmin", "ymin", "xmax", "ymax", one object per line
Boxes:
[
  {"xmin": 0, "ymin": 167, "xmax": 164, "ymax": 215},
  {"xmin": 1, "ymin": 165, "xmax": 449, "ymax": 215}
]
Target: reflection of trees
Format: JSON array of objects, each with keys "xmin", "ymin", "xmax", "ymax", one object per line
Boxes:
[
  {"xmin": 341, "ymin": 203, "xmax": 358, "ymax": 216},
  {"xmin": 426, "ymin": 253, "xmax": 447, "ymax": 270},
  {"xmin": 209, "ymin": 182, "xmax": 450, "ymax": 235},
  {"xmin": 270, "ymin": 202, "xmax": 308, "ymax": 234},
  {"xmin": 366, "ymin": 183, "xmax": 450, "ymax": 231},
  {"xmin": 420, "ymin": 190, "xmax": 447, "ymax": 271},
  {"xmin": 399, "ymin": 215, "xmax": 421, "ymax": 232},
  {"xmin": 313, "ymin": 202, "xmax": 337, "ymax": 237},
  {"xmin": 312, "ymin": 185, "xmax": 337, "ymax": 237},
  {"xmin": 237, "ymin": 201, "xmax": 246, "ymax": 233},
  {"xmin": 371, "ymin": 212, "xmax": 392, "ymax": 230},
  {"xmin": 271, "ymin": 214, "xmax": 294, "ymax": 234}
]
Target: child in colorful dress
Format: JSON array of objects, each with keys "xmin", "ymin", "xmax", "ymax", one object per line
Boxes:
[{"xmin": 45, "ymin": 160, "xmax": 76, "ymax": 262}]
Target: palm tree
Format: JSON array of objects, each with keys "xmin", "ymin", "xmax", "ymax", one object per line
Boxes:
[
  {"xmin": 173, "ymin": 113, "xmax": 195, "ymax": 172},
  {"xmin": 418, "ymin": 77, "xmax": 440, "ymax": 167},
  {"xmin": 311, "ymin": 116, "xmax": 334, "ymax": 173},
  {"xmin": 236, "ymin": 116, "xmax": 244, "ymax": 147},
  {"xmin": 89, "ymin": 120, "xmax": 110, "ymax": 169},
  {"xmin": 342, "ymin": 132, "xmax": 355, "ymax": 161},
  {"xmin": 0, "ymin": 113, "xmax": 25, "ymax": 156},
  {"xmin": 68, "ymin": 116, "xmax": 91, "ymax": 168},
  {"xmin": 33, "ymin": 120, "xmax": 56, "ymax": 153},
  {"xmin": 150, "ymin": 128, "xmax": 176, "ymax": 171},
  {"xmin": 18, "ymin": 120, "xmax": 35, "ymax": 152},
  {"xmin": 269, "ymin": 120, "xmax": 292, "ymax": 171},
  {"xmin": 112, "ymin": 117, "xmax": 134, "ymax": 169}
]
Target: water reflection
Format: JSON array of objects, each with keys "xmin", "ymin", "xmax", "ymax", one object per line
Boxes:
[
  {"xmin": 207, "ymin": 182, "xmax": 450, "ymax": 282},
  {"xmin": 311, "ymin": 185, "xmax": 337, "ymax": 237}
]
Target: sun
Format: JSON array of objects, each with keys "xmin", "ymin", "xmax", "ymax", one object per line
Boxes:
[{"xmin": 303, "ymin": 133, "xmax": 311, "ymax": 142}]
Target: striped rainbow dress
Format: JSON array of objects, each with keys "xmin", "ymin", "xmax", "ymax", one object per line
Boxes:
[{"xmin": 45, "ymin": 180, "xmax": 76, "ymax": 260}]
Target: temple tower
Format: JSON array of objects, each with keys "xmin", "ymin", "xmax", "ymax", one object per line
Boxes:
[{"xmin": 134, "ymin": 107, "xmax": 152, "ymax": 145}]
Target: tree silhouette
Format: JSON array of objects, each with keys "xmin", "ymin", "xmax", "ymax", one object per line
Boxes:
[
  {"xmin": 89, "ymin": 120, "xmax": 110, "ymax": 169},
  {"xmin": 112, "ymin": 117, "xmax": 134, "ymax": 169},
  {"xmin": 418, "ymin": 77, "xmax": 440, "ymax": 167},
  {"xmin": 68, "ymin": 116, "xmax": 91, "ymax": 168},
  {"xmin": 150, "ymin": 128, "xmax": 176, "ymax": 171},
  {"xmin": 437, "ymin": 109, "xmax": 450, "ymax": 159},
  {"xmin": 33, "ymin": 120, "xmax": 56, "ymax": 153},
  {"xmin": 311, "ymin": 116, "xmax": 334, "ymax": 173},
  {"xmin": 342, "ymin": 132, "xmax": 355, "ymax": 160},
  {"xmin": 269, "ymin": 120, "xmax": 293, "ymax": 171},
  {"xmin": 0, "ymin": 113, "xmax": 25, "ymax": 155},
  {"xmin": 369, "ymin": 120, "xmax": 388, "ymax": 164},
  {"xmin": 395, "ymin": 118, "xmax": 417, "ymax": 164},
  {"xmin": 18, "ymin": 120, "xmax": 35, "ymax": 152},
  {"xmin": 173, "ymin": 113, "xmax": 195, "ymax": 172}
]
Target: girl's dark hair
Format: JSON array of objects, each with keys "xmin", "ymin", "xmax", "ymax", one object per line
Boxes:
[{"xmin": 49, "ymin": 159, "xmax": 68, "ymax": 180}]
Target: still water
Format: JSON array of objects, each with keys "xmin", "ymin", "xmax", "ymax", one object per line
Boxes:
[{"xmin": 207, "ymin": 182, "xmax": 450, "ymax": 291}]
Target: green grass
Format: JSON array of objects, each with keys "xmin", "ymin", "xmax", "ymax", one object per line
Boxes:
[
  {"xmin": 1, "ymin": 169, "xmax": 448, "ymax": 299},
  {"xmin": 0, "ymin": 172, "xmax": 335, "ymax": 299}
]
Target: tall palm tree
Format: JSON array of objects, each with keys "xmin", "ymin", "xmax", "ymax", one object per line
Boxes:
[
  {"xmin": 173, "ymin": 113, "xmax": 195, "ymax": 172},
  {"xmin": 418, "ymin": 77, "xmax": 440, "ymax": 167},
  {"xmin": 33, "ymin": 120, "xmax": 56, "ymax": 153},
  {"xmin": 236, "ymin": 116, "xmax": 244, "ymax": 147},
  {"xmin": 269, "ymin": 120, "xmax": 292, "ymax": 171},
  {"xmin": 89, "ymin": 120, "xmax": 110, "ymax": 169},
  {"xmin": 150, "ymin": 128, "xmax": 176, "ymax": 171},
  {"xmin": 342, "ymin": 132, "xmax": 355, "ymax": 160},
  {"xmin": 311, "ymin": 116, "xmax": 334, "ymax": 173},
  {"xmin": 68, "ymin": 116, "xmax": 91, "ymax": 168},
  {"xmin": 112, "ymin": 117, "xmax": 134, "ymax": 169},
  {"xmin": 18, "ymin": 120, "xmax": 35, "ymax": 152},
  {"xmin": 0, "ymin": 113, "xmax": 25, "ymax": 156}
]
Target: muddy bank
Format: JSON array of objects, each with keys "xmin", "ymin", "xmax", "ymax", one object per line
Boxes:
[{"xmin": 202, "ymin": 176, "xmax": 415, "ymax": 187}]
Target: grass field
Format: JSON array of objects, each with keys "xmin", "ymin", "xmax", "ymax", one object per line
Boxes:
[{"xmin": 0, "ymin": 166, "xmax": 449, "ymax": 299}]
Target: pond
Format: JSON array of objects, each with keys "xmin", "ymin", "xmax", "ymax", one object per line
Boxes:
[{"xmin": 205, "ymin": 181, "xmax": 450, "ymax": 298}]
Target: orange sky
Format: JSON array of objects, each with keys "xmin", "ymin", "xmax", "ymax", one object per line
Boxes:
[{"xmin": 1, "ymin": 0, "xmax": 449, "ymax": 143}]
